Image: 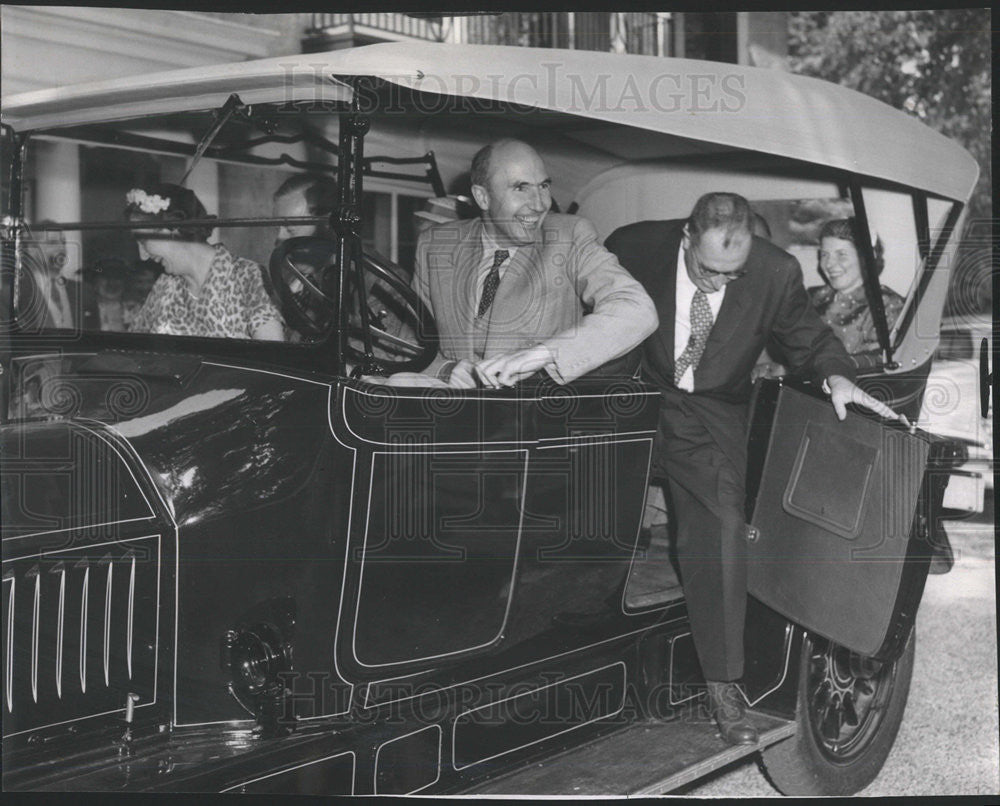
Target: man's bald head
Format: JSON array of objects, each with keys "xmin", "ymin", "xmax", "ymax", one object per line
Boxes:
[{"xmin": 471, "ymin": 139, "xmax": 536, "ymax": 187}]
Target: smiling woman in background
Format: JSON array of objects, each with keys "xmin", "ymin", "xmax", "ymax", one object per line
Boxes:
[
  {"xmin": 808, "ymin": 217, "xmax": 905, "ymax": 355},
  {"xmin": 751, "ymin": 217, "xmax": 906, "ymax": 381},
  {"xmin": 126, "ymin": 182, "xmax": 283, "ymax": 341}
]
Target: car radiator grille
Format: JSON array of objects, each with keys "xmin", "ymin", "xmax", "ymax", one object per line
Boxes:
[{"xmin": 2, "ymin": 535, "xmax": 161, "ymax": 737}]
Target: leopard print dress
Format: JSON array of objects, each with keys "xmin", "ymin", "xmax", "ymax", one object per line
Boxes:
[{"xmin": 129, "ymin": 244, "xmax": 282, "ymax": 339}]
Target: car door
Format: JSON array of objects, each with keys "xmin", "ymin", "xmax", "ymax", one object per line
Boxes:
[
  {"xmin": 745, "ymin": 379, "xmax": 933, "ymax": 662},
  {"xmin": 330, "ymin": 376, "xmax": 660, "ymax": 682}
]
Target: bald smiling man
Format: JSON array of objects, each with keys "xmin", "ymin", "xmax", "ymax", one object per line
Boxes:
[{"xmin": 406, "ymin": 139, "xmax": 657, "ymax": 389}]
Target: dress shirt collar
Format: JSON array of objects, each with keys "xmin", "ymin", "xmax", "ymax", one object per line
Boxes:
[{"xmin": 480, "ymin": 229, "xmax": 517, "ymax": 269}]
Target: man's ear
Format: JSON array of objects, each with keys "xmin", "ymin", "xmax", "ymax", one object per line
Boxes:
[{"xmin": 470, "ymin": 184, "xmax": 489, "ymax": 213}]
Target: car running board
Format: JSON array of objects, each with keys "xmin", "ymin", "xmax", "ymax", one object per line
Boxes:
[{"xmin": 466, "ymin": 711, "xmax": 795, "ymax": 796}]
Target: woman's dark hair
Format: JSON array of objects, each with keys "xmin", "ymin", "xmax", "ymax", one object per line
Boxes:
[
  {"xmin": 819, "ymin": 217, "xmax": 885, "ymax": 275},
  {"xmin": 124, "ymin": 182, "xmax": 215, "ymax": 242}
]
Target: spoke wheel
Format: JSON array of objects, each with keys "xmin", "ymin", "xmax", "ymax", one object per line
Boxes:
[
  {"xmin": 761, "ymin": 629, "xmax": 915, "ymax": 795},
  {"xmin": 805, "ymin": 637, "xmax": 895, "ymax": 761}
]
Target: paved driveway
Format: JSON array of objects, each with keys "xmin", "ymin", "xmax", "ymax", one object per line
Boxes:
[{"xmin": 688, "ymin": 506, "xmax": 998, "ymax": 797}]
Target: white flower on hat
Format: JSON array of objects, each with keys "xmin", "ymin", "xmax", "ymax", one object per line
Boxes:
[{"xmin": 126, "ymin": 188, "xmax": 170, "ymax": 215}]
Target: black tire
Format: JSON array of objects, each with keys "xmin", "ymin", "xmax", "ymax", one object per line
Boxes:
[{"xmin": 761, "ymin": 628, "xmax": 915, "ymax": 796}]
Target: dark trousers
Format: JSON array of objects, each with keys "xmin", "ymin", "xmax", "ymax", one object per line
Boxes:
[{"xmin": 655, "ymin": 393, "xmax": 749, "ymax": 682}]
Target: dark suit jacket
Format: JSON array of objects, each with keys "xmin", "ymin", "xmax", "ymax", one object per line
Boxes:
[{"xmin": 605, "ymin": 219, "xmax": 855, "ymax": 475}]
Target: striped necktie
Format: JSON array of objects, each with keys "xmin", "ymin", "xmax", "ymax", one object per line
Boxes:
[{"xmin": 477, "ymin": 249, "xmax": 509, "ymax": 319}]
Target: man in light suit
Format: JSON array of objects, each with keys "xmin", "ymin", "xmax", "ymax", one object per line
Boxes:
[
  {"xmin": 411, "ymin": 139, "xmax": 657, "ymax": 388},
  {"xmin": 605, "ymin": 193, "xmax": 904, "ymax": 746},
  {"xmin": 19, "ymin": 225, "xmax": 79, "ymax": 331}
]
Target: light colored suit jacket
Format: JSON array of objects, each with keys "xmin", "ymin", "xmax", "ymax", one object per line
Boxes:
[{"xmin": 412, "ymin": 213, "xmax": 658, "ymax": 383}]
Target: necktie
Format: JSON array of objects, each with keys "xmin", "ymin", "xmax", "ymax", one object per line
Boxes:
[
  {"xmin": 49, "ymin": 277, "xmax": 73, "ymax": 329},
  {"xmin": 674, "ymin": 289, "xmax": 713, "ymax": 386},
  {"xmin": 477, "ymin": 249, "xmax": 509, "ymax": 319}
]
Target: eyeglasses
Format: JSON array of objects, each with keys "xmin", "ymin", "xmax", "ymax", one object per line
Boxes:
[{"xmin": 686, "ymin": 244, "xmax": 748, "ymax": 281}]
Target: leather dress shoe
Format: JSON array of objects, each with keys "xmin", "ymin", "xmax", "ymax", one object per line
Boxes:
[{"xmin": 706, "ymin": 681, "xmax": 758, "ymax": 746}]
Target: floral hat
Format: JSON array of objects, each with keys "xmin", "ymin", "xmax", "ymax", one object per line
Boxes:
[
  {"xmin": 124, "ymin": 182, "xmax": 215, "ymax": 242},
  {"xmin": 125, "ymin": 188, "xmax": 170, "ymax": 215}
]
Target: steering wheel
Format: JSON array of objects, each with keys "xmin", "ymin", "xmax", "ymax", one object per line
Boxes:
[{"xmin": 268, "ymin": 236, "xmax": 438, "ymax": 375}]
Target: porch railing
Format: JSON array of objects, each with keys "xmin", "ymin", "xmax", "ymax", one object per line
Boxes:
[
  {"xmin": 306, "ymin": 13, "xmax": 447, "ymax": 43},
  {"xmin": 304, "ymin": 13, "xmax": 667, "ymax": 56},
  {"xmin": 460, "ymin": 12, "xmax": 665, "ymax": 56}
]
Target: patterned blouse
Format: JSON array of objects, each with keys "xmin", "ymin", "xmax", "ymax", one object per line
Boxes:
[
  {"xmin": 808, "ymin": 283, "xmax": 905, "ymax": 355},
  {"xmin": 129, "ymin": 244, "xmax": 282, "ymax": 339}
]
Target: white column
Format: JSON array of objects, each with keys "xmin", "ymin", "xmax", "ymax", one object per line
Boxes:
[
  {"xmin": 610, "ymin": 13, "xmax": 627, "ymax": 54},
  {"xmin": 186, "ymin": 163, "xmax": 220, "ymax": 242},
  {"xmin": 737, "ymin": 12, "xmax": 749, "ymax": 66},
  {"xmin": 33, "ymin": 139, "xmax": 82, "ymax": 277},
  {"xmin": 33, "ymin": 140, "xmax": 80, "ymax": 224},
  {"xmin": 444, "ymin": 14, "xmax": 465, "ymax": 44},
  {"xmin": 656, "ymin": 13, "xmax": 671, "ymax": 57}
]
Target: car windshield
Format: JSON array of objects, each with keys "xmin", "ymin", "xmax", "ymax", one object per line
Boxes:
[{"xmin": 12, "ymin": 106, "xmax": 441, "ymax": 345}]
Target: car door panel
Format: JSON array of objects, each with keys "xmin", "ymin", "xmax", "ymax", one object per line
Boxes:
[
  {"xmin": 747, "ymin": 380, "xmax": 932, "ymax": 661},
  {"xmin": 332, "ymin": 379, "xmax": 661, "ymax": 681},
  {"xmin": 353, "ymin": 447, "xmax": 527, "ymax": 667}
]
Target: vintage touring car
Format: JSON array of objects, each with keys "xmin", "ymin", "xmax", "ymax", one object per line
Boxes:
[{"xmin": 0, "ymin": 42, "xmax": 983, "ymax": 795}]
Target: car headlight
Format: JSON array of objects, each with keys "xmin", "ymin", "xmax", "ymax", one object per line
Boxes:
[
  {"xmin": 222, "ymin": 622, "xmax": 291, "ymax": 698},
  {"xmin": 219, "ymin": 596, "xmax": 296, "ymax": 729}
]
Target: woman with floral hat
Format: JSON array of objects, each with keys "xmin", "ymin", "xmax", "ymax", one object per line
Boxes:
[{"xmin": 125, "ymin": 182, "xmax": 283, "ymax": 340}]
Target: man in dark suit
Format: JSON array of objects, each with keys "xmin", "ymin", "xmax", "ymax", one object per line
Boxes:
[{"xmin": 605, "ymin": 192, "xmax": 903, "ymax": 745}]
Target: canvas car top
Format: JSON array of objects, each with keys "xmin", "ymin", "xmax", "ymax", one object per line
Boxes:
[{"xmin": 1, "ymin": 42, "xmax": 978, "ymax": 204}]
